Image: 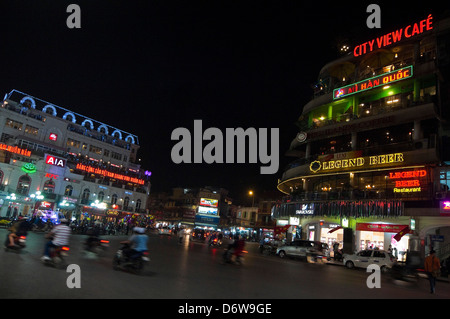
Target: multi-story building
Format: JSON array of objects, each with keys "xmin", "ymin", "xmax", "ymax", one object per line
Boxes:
[
  {"xmin": 0, "ymin": 89, "xmax": 151, "ymax": 222},
  {"xmin": 273, "ymin": 14, "xmax": 450, "ymax": 261},
  {"xmin": 148, "ymin": 186, "xmax": 229, "ymax": 229}
]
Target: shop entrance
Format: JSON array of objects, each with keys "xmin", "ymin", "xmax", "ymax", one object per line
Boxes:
[{"xmin": 356, "ymin": 222, "xmax": 410, "ymax": 261}]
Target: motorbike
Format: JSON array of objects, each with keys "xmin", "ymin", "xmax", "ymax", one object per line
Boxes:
[
  {"xmin": 4, "ymin": 233, "xmax": 26, "ymax": 252},
  {"xmin": 209, "ymin": 237, "xmax": 222, "ymax": 247},
  {"xmin": 112, "ymin": 243, "xmax": 150, "ymax": 274},
  {"xmin": 391, "ymin": 264, "xmax": 419, "ymax": 284},
  {"xmin": 84, "ymin": 236, "xmax": 109, "ymax": 257},
  {"xmin": 42, "ymin": 245, "xmax": 70, "ymax": 269},
  {"xmin": 222, "ymin": 248, "xmax": 244, "ymax": 266}
]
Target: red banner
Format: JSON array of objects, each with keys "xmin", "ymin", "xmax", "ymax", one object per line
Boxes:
[
  {"xmin": 393, "ymin": 226, "xmax": 410, "ymax": 242},
  {"xmin": 356, "ymin": 223, "xmax": 410, "ymax": 233},
  {"xmin": 274, "ymin": 225, "xmax": 291, "ymax": 235},
  {"xmin": 328, "ymin": 226, "xmax": 343, "ymax": 234}
]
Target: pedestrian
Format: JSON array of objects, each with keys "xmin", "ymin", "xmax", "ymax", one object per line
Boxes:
[
  {"xmin": 424, "ymin": 249, "xmax": 441, "ymax": 294},
  {"xmin": 178, "ymin": 227, "xmax": 185, "ymax": 244}
]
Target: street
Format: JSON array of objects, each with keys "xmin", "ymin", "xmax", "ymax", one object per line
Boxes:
[{"xmin": 0, "ymin": 228, "xmax": 448, "ymax": 300}]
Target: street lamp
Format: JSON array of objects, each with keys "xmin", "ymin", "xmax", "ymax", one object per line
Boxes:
[{"xmin": 248, "ymin": 190, "xmax": 254, "ymax": 207}]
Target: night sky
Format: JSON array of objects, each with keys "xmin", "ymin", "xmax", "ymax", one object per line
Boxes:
[{"xmin": 0, "ymin": 1, "xmax": 447, "ymax": 204}]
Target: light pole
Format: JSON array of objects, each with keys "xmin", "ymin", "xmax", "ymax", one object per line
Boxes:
[{"xmin": 248, "ymin": 190, "xmax": 254, "ymax": 207}]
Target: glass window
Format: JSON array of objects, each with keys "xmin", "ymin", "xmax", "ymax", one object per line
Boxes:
[
  {"xmin": 16, "ymin": 175, "xmax": 31, "ymax": 195},
  {"xmin": 43, "ymin": 179, "xmax": 55, "ymax": 194},
  {"xmin": 358, "ymin": 250, "xmax": 372, "ymax": 257},
  {"xmin": 64, "ymin": 185, "xmax": 73, "ymax": 196}
]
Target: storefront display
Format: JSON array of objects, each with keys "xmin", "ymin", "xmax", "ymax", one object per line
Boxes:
[{"xmin": 356, "ymin": 222, "xmax": 410, "ymax": 260}]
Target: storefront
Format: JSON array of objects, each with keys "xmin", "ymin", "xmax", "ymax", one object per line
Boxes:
[
  {"xmin": 320, "ymin": 222, "xmax": 344, "ymax": 248},
  {"xmin": 355, "ymin": 222, "xmax": 411, "ymax": 261}
]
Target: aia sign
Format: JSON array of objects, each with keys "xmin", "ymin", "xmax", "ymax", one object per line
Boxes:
[{"xmin": 45, "ymin": 154, "xmax": 66, "ymax": 168}]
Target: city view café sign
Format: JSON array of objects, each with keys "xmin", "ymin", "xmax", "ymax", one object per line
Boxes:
[
  {"xmin": 353, "ymin": 14, "xmax": 433, "ymax": 57},
  {"xmin": 333, "ymin": 65, "xmax": 413, "ymax": 100},
  {"xmin": 309, "ymin": 152, "xmax": 404, "ymax": 173}
]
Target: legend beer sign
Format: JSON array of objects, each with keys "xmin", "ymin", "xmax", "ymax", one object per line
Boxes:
[
  {"xmin": 333, "ymin": 65, "xmax": 413, "ymax": 100},
  {"xmin": 389, "ymin": 169, "xmax": 427, "ymax": 193}
]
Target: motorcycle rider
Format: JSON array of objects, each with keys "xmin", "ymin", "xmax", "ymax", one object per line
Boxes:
[
  {"xmin": 7, "ymin": 217, "xmax": 31, "ymax": 247},
  {"xmin": 120, "ymin": 227, "xmax": 148, "ymax": 260},
  {"xmin": 85, "ymin": 224, "xmax": 101, "ymax": 252},
  {"xmin": 41, "ymin": 218, "xmax": 71, "ymax": 261},
  {"xmin": 233, "ymin": 235, "xmax": 246, "ymax": 262}
]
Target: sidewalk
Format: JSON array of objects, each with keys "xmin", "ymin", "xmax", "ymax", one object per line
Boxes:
[{"xmin": 327, "ymin": 258, "xmax": 449, "ymax": 283}]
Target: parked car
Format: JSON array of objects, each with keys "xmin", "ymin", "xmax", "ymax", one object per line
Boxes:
[
  {"xmin": 343, "ymin": 249, "xmax": 396, "ymax": 272},
  {"xmin": 158, "ymin": 227, "xmax": 172, "ymax": 235},
  {"xmin": 276, "ymin": 240, "xmax": 329, "ymax": 260}
]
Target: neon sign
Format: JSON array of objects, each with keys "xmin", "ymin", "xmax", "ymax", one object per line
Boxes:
[
  {"xmin": 49, "ymin": 133, "xmax": 58, "ymax": 141},
  {"xmin": 45, "ymin": 154, "xmax": 66, "ymax": 168},
  {"xmin": 389, "ymin": 169, "xmax": 427, "ymax": 193},
  {"xmin": 310, "ymin": 152, "xmax": 404, "ymax": 173},
  {"xmin": 0, "ymin": 143, "xmax": 31, "ymax": 157},
  {"xmin": 333, "ymin": 65, "xmax": 413, "ymax": 100},
  {"xmin": 21, "ymin": 163, "xmax": 36, "ymax": 174},
  {"xmin": 440, "ymin": 201, "xmax": 450, "ymax": 216},
  {"xmin": 75, "ymin": 163, "xmax": 145, "ymax": 185},
  {"xmin": 353, "ymin": 14, "xmax": 433, "ymax": 57}
]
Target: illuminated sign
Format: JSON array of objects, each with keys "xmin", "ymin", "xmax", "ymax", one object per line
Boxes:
[
  {"xmin": 21, "ymin": 163, "xmax": 37, "ymax": 174},
  {"xmin": 45, "ymin": 173, "xmax": 59, "ymax": 179},
  {"xmin": 75, "ymin": 163, "xmax": 145, "ymax": 185},
  {"xmin": 45, "ymin": 154, "xmax": 66, "ymax": 168},
  {"xmin": 39, "ymin": 201, "xmax": 52, "ymax": 208},
  {"xmin": 333, "ymin": 65, "xmax": 413, "ymax": 100},
  {"xmin": 356, "ymin": 223, "xmax": 410, "ymax": 233},
  {"xmin": 353, "ymin": 14, "xmax": 433, "ymax": 57},
  {"xmin": 295, "ymin": 203, "xmax": 314, "ymax": 215},
  {"xmin": 310, "ymin": 152, "xmax": 404, "ymax": 173},
  {"xmin": 200, "ymin": 198, "xmax": 219, "ymax": 207},
  {"xmin": 0, "ymin": 143, "xmax": 31, "ymax": 157},
  {"xmin": 441, "ymin": 201, "xmax": 450, "ymax": 216},
  {"xmin": 389, "ymin": 169, "xmax": 427, "ymax": 193},
  {"xmin": 49, "ymin": 133, "xmax": 58, "ymax": 141},
  {"xmin": 198, "ymin": 206, "xmax": 218, "ymax": 215}
]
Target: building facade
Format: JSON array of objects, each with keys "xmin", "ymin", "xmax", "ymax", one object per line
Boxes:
[
  {"xmin": 0, "ymin": 89, "xmax": 151, "ymax": 222},
  {"xmin": 148, "ymin": 187, "xmax": 228, "ymax": 229},
  {"xmin": 273, "ymin": 14, "xmax": 450, "ymax": 261}
]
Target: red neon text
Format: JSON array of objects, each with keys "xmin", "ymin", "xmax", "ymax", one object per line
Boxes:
[
  {"xmin": 353, "ymin": 14, "xmax": 433, "ymax": 57},
  {"xmin": 75, "ymin": 163, "xmax": 145, "ymax": 185},
  {"xmin": 389, "ymin": 169, "xmax": 427, "ymax": 179}
]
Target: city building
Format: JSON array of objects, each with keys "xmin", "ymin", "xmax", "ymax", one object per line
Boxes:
[
  {"xmin": 273, "ymin": 14, "xmax": 450, "ymax": 261},
  {"xmin": 148, "ymin": 186, "xmax": 229, "ymax": 229},
  {"xmin": 0, "ymin": 89, "xmax": 151, "ymax": 222}
]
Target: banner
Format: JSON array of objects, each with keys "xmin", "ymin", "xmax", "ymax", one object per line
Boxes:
[
  {"xmin": 356, "ymin": 223, "xmax": 409, "ymax": 233},
  {"xmin": 274, "ymin": 225, "xmax": 291, "ymax": 235},
  {"xmin": 328, "ymin": 226, "xmax": 343, "ymax": 234},
  {"xmin": 393, "ymin": 226, "xmax": 410, "ymax": 241}
]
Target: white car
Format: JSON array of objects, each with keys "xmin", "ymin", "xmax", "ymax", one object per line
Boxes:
[
  {"xmin": 343, "ymin": 249, "xmax": 396, "ymax": 272},
  {"xmin": 158, "ymin": 227, "xmax": 172, "ymax": 235}
]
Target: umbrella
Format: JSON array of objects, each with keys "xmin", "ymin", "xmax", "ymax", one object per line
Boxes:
[
  {"xmin": 328, "ymin": 61, "xmax": 356, "ymax": 81},
  {"xmin": 361, "ymin": 49, "xmax": 395, "ymax": 69}
]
